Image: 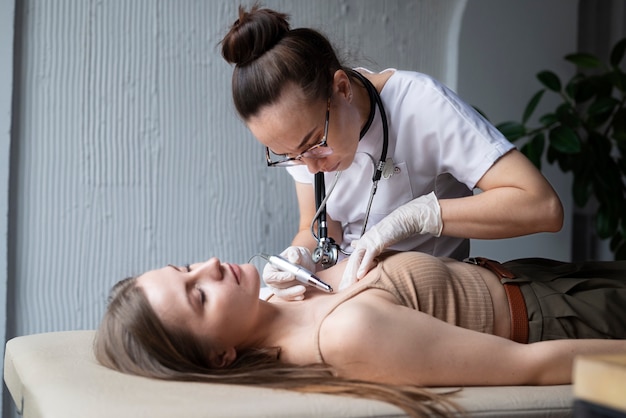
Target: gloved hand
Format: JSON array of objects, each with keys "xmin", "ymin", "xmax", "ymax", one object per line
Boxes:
[
  {"xmin": 339, "ymin": 192, "xmax": 443, "ymax": 290},
  {"xmin": 262, "ymin": 246, "xmax": 317, "ymax": 301}
]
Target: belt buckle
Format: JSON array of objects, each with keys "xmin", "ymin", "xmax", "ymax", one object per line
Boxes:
[{"xmin": 463, "ymin": 257, "xmax": 483, "ymax": 266}]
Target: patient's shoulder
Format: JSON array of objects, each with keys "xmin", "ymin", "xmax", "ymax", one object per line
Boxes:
[
  {"xmin": 318, "ymin": 293, "xmax": 417, "ymax": 381},
  {"xmin": 319, "ymin": 303, "xmax": 374, "ymax": 364},
  {"xmin": 318, "ymin": 293, "xmax": 389, "ymax": 363}
]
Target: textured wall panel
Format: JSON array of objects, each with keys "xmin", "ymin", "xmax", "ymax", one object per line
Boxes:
[{"xmin": 10, "ymin": 0, "xmax": 465, "ymax": 336}]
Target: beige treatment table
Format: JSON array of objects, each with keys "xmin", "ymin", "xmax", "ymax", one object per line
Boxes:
[{"xmin": 4, "ymin": 330, "xmax": 575, "ymax": 417}]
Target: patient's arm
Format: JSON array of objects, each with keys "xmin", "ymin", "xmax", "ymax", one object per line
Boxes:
[{"xmin": 319, "ymin": 292, "xmax": 626, "ymax": 387}]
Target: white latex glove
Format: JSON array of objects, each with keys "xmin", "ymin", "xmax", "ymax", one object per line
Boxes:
[
  {"xmin": 339, "ymin": 192, "xmax": 443, "ymax": 290},
  {"xmin": 262, "ymin": 246, "xmax": 317, "ymax": 301}
]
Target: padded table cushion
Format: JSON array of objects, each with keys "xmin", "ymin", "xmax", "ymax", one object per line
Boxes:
[{"xmin": 4, "ymin": 331, "xmax": 574, "ymax": 417}]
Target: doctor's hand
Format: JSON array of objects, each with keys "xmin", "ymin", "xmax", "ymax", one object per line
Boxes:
[
  {"xmin": 339, "ymin": 192, "xmax": 443, "ymax": 290},
  {"xmin": 262, "ymin": 246, "xmax": 317, "ymax": 301}
]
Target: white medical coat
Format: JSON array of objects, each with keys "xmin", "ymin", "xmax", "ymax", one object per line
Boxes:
[{"xmin": 287, "ymin": 69, "xmax": 515, "ymax": 260}]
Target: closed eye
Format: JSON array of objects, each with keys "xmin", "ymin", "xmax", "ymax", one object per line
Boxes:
[
  {"xmin": 165, "ymin": 264, "xmax": 203, "ymax": 307},
  {"xmin": 196, "ymin": 285, "xmax": 206, "ymax": 305},
  {"xmin": 166, "ymin": 264, "xmax": 192, "ymax": 273}
]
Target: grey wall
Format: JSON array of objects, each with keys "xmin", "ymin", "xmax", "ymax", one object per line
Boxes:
[
  {"xmin": 6, "ymin": 0, "xmax": 466, "ymax": 333},
  {"xmin": 1, "ymin": 0, "xmax": 16, "ymax": 416},
  {"xmin": 2, "ymin": 0, "xmax": 466, "ymax": 415}
]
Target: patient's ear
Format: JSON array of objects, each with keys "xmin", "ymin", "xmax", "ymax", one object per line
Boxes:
[{"xmin": 209, "ymin": 347, "xmax": 236, "ymax": 368}]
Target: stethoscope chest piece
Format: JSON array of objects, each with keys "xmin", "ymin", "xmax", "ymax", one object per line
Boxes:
[{"xmin": 312, "ymin": 243, "xmax": 339, "ymax": 269}]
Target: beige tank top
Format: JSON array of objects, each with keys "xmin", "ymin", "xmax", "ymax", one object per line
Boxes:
[{"xmin": 315, "ymin": 251, "xmax": 494, "ymax": 363}]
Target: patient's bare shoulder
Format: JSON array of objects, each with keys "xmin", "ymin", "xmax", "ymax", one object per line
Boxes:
[
  {"xmin": 318, "ymin": 291, "xmax": 397, "ymax": 378},
  {"xmin": 319, "ymin": 302, "xmax": 374, "ymax": 364}
]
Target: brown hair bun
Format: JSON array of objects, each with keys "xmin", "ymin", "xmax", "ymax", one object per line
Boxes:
[{"xmin": 221, "ymin": 5, "xmax": 290, "ymax": 66}]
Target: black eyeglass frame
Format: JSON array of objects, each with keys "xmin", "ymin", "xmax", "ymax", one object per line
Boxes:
[{"xmin": 265, "ymin": 99, "xmax": 332, "ymax": 167}]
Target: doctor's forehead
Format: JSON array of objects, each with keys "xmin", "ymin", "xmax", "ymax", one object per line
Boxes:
[
  {"xmin": 248, "ymin": 104, "xmax": 323, "ymax": 150},
  {"xmin": 251, "ymin": 84, "xmax": 322, "ymax": 124}
]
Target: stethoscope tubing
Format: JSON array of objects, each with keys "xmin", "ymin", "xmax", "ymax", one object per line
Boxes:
[
  {"xmin": 313, "ymin": 69, "xmax": 390, "ymax": 258},
  {"xmin": 310, "ymin": 171, "xmax": 342, "ymax": 242}
]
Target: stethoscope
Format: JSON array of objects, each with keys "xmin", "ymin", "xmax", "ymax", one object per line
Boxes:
[{"xmin": 311, "ymin": 69, "xmax": 391, "ymax": 269}]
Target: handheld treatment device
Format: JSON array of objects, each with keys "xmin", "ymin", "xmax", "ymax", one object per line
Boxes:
[{"xmin": 261, "ymin": 254, "xmax": 333, "ymax": 293}]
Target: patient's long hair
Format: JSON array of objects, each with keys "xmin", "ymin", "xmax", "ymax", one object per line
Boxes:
[{"xmin": 94, "ymin": 277, "xmax": 460, "ymax": 418}]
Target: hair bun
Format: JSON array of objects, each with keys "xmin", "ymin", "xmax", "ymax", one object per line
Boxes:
[{"xmin": 221, "ymin": 5, "xmax": 291, "ymax": 66}]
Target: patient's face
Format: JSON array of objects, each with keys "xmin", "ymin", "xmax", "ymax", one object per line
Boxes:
[{"xmin": 137, "ymin": 257, "xmax": 261, "ymax": 349}]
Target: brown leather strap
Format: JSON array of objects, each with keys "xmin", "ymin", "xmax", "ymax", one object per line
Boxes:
[
  {"xmin": 464, "ymin": 257, "xmax": 529, "ymax": 343},
  {"xmin": 504, "ymin": 284, "xmax": 529, "ymax": 343}
]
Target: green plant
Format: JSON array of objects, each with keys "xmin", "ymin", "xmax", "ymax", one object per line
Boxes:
[{"xmin": 496, "ymin": 38, "xmax": 626, "ymax": 260}]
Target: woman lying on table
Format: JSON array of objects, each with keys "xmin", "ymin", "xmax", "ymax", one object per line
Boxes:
[{"xmin": 95, "ymin": 251, "xmax": 626, "ymax": 418}]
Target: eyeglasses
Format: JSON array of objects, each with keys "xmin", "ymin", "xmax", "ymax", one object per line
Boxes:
[{"xmin": 266, "ymin": 99, "xmax": 333, "ymax": 167}]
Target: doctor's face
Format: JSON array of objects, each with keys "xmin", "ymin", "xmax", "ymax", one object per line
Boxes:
[
  {"xmin": 247, "ymin": 83, "xmax": 361, "ymax": 174},
  {"xmin": 136, "ymin": 258, "xmax": 261, "ymax": 349}
]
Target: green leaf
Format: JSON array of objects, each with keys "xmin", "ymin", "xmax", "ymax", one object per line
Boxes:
[
  {"xmin": 572, "ymin": 183, "xmax": 591, "ymax": 208},
  {"xmin": 539, "ymin": 113, "xmax": 558, "ymax": 126},
  {"xmin": 592, "ymin": 162, "xmax": 621, "ymax": 209},
  {"xmin": 592, "ymin": 73, "xmax": 615, "ymax": 97},
  {"xmin": 588, "ymin": 97, "xmax": 618, "ymax": 116},
  {"xmin": 555, "ymin": 103, "xmax": 580, "ymax": 128},
  {"xmin": 522, "ymin": 90, "xmax": 545, "ymax": 124},
  {"xmin": 588, "ymin": 132, "xmax": 613, "ymax": 158},
  {"xmin": 565, "ymin": 53, "xmax": 603, "ymax": 69},
  {"xmin": 521, "ymin": 133, "xmax": 545, "ymax": 169},
  {"xmin": 587, "ymin": 99, "xmax": 617, "ymax": 130},
  {"xmin": 572, "ymin": 173, "xmax": 591, "ymax": 207},
  {"xmin": 549, "ymin": 126, "xmax": 581, "ymax": 153},
  {"xmin": 568, "ymin": 76, "xmax": 596, "ymax": 103},
  {"xmin": 610, "ymin": 38, "xmax": 626, "ymax": 67},
  {"xmin": 611, "ymin": 108, "xmax": 626, "ymax": 141},
  {"xmin": 537, "ymin": 71, "xmax": 561, "ymax": 92},
  {"xmin": 596, "ymin": 204, "xmax": 618, "ymax": 239},
  {"xmin": 496, "ymin": 121, "xmax": 526, "ymax": 142},
  {"xmin": 565, "ymin": 74, "xmax": 581, "ymax": 101},
  {"xmin": 547, "ymin": 145, "xmax": 578, "ymax": 172}
]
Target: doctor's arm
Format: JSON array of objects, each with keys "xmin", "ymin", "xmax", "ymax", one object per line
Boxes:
[
  {"xmin": 339, "ymin": 149, "xmax": 563, "ymax": 286},
  {"xmin": 439, "ymin": 149, "xmax": 563, "ymax": 239}
]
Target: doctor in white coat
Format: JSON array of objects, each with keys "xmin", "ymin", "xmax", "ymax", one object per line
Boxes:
[{"xmin": 220, "ymin": 5, "xmax": 564, "ymax": 300}]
